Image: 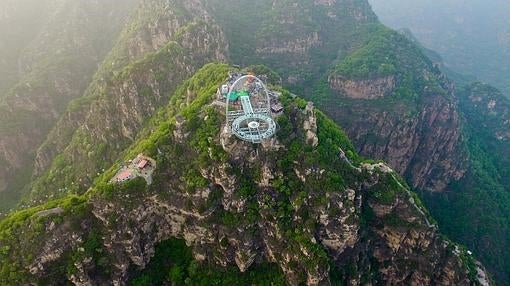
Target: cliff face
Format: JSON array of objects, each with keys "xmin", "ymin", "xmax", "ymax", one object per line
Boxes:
[
  {"xmin": 419, "ymin": 82, "xmax": 510, "ymax": 284},
  {"xmin": 0, "ymin": 64, "xmax": 487, "ymax": 285},
  {"xmin": 320, "ymin": 27, "xmax": 467, "ymax": 192},
  {"xmin": 329, "ymin": 75, "xmax": 396, "ymax": 99},
  {"xmin": 0, "ymin": 0, "xmax": 139, "ymax": 211},
  {"xmin": 325, "ymin": 83, "xmax": 466, "ymax": 192},
  {"xmin": 328, "ymin": 23, "xmax": 510, "ymax": 285}
]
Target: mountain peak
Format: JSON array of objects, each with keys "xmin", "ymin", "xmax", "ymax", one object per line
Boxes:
[{"xmin": 0, "ymin": 64, "xmax": 488, "ymax": 285}]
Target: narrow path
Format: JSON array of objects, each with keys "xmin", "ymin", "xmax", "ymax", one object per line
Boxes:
[
  {"xmin": 337, "ymin": 147, "xmax": 434, "ymax": 228},
  {"xmin": 389, "ymin": 172, "xmax": 434, "ymax": 228}
]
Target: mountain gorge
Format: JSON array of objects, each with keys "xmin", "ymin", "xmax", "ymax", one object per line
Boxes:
[{"xmin": 0, "ymin": 0, "xmax": 508, "ymax": 284}]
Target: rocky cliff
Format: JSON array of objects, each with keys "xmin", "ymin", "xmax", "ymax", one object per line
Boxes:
[
  {"xmin": 312, "ymin": 24, "xmax": 510, "ymax": 281},
  {"xmin": 320, "ymin": 27, "xmax": 467, "ymax": 192},
  {"xmin": 323, "ymin": 84, "xmax": 466, "ymax": 192},
  {"xmin": 420, "ymin": 81, "xmax": 510, "ymax": 283},
  {"xmin": 0, "ymin": 64, "xmax": 488, "ymax": 285},
  {"xmin": 329, "ymin": 75, "xmax": 396, "ymax": 99}
]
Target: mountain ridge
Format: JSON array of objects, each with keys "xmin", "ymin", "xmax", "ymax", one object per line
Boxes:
[{"xmin": 0, "ymin": 63, "xmax": 489, "ymax": 285}]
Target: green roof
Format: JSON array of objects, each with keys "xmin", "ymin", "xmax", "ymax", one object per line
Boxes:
[{"xmin": 228, "ymin": 90, "xmax": 249, "ymax": 101}]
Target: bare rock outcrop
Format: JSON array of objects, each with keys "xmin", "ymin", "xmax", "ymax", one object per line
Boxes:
[
  {"xmin": 329, "ymin": 75, "xmax": 396, "ymax": 99},
  {"xmin": 325, "ymin": 77, "xmax": 466, "ymax": 192}
]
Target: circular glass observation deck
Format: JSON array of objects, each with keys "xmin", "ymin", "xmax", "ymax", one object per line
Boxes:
[{"xmin": 226, "ymin": 75, "xmax": 276, "ymax": 143}]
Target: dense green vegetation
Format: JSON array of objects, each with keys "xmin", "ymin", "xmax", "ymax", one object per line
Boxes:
[
  {"xmin": 333, "ymin": 24, "xmax": 445, "ymax": 100},
  {"xmin": 335, "ymin": 26, "xmax": 418, "ymax": 77},
  {"xmin": 129, "ymin": 238, "xmax": 286, "ymax": 286},
  {"xmin": 0, "ymin": 195, "xmax": 88, "ymax": 284},
  {"xmin": 421, "ymin": 82, "xmax": 510, "ymax": 283},
  {"xmin": 457, "ymin": 83, "xmax": 509, "ymax": 188}
]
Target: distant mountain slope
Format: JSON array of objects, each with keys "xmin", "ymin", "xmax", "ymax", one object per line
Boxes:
[
  {"xmin": 0, "ymin": 63, "xmax": 487, "ymax": 285},
  {"xmin": 0, "ymin": 0, "xmax": 139, "ymax": 212},
  {"xmin": 459, "ymin": 83, "xmax": 509, "ymax": 185},
  {"xmin": 25, "ymin": 0, "xmax": 228, "ymax": 204},
  {"xmin": 369, "ymin": 0, "xmax": 510, "ymax": 96},
  {"xmin": 205, "ymin": 0, "xmax": 377, "ymax": 88}
]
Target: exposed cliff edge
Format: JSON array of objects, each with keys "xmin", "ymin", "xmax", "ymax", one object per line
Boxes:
[{"xmin": 0, "ymin": 64, "xmax": 488, "ymax": 285}]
